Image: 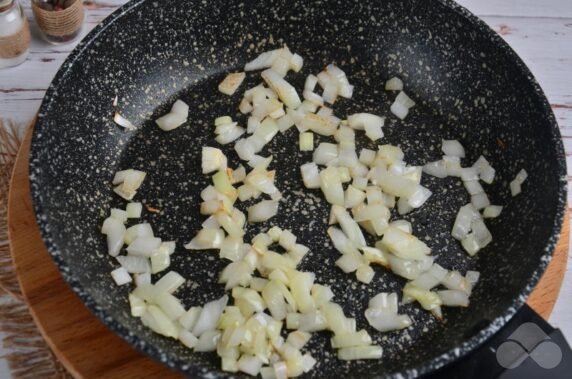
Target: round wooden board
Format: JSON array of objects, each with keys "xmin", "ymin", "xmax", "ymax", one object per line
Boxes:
[{"xmin": 8, "ymin": 126, "xmax": 570, "ymax": 378}]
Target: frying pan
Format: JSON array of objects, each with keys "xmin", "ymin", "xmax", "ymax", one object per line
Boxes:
[{"xmin": 29, "ymin": 0, "xmax": 568, "ymax": 377}]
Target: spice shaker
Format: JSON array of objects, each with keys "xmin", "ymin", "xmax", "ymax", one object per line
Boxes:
[
  {"xmin": 0, "ymin": 0, "xmax": 30, "ymax": 69},
  {"xmin": 32, "ymin": 0, "xmax": 84, "ymax": 45}
]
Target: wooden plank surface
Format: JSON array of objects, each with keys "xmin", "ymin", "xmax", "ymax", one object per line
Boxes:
[{"xmin": 8, "ymin": 123, "xmax": 570, "ymax": 378}]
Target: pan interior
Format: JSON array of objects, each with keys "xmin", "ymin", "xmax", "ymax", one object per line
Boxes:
[{"xmin": 30, "ymin": 0, "xmax": 565, "ymax": 377}]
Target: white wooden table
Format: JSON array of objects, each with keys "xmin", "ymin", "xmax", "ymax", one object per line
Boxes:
[{"xmin": 1, "ymin": 0, "xmax": 571, "ymax": 376}]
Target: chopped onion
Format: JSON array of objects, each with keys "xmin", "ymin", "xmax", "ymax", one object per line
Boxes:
[
  {"xmin": 155, "ymin": 100, "xmax": 189, "ymax": 131},
  {"xmin": 117, "ymin": 255, "xmax": 150, "ymax": 273},
  {"xmin": 483, "ymin": 205, "xmax": 503, "ymax": 218},
  {"xmin": 510, "ymin": 168, "xmax": 528, "ymax": 196},
  {"xmin": 192, "ymin": 295, "xmax": 228, "ymax": 337},
  {"xmin": 111, "ymin": 267, "xmax": 132, "ymax": 285},
  {"xmin": 365, "ymin": 308, "xmax": 412, "ymax": 332},
  {"xmin": 437, "ymin": 290, "xmax": 469, "ymax": 307},
  {"xmin": 202, "ymin": 146, "xmax": 228, "ymax": 174},
  {"xmin": 245, "ymin": 49, "xmax": 282, "ymax": 71},
  {"xmin": 113, "ymin": 112, "xmax": 136, "ymax": 130},
  {"xmin": 381, "ymin": 226, "xmax": 430, "ymax": 260},
  {"xmin": 105, "ymin": 218, "xmax": 126, "ymax": 256},
  {"xmin": 337, "ymin": 346, "xmax": 382, "ymax": 360},
  {"xmin": 185, "ymin": 228, "xmax": 225, "ymax": 250},
  {"xmin": 313, "ymin": 143, "xmax": 338, "ymax": 165},
  {"xmin": 219, "ymin": 72, "xmax": 246, "ymax": 96},
  {"xmin": 423, "ymin": 160, "xmax": 447, "ymax": 178},
  {"xmin": 320, "ymin": 167, "xmax": 345, "ymax": 206},
  {"xmin": 441, "ymin": 139, "xmax": 465, "ymax": 158},
  {"xmin": 299, "ymin": 132, "xmax": 314, "ymax": 151},
  {"xmin": 261, "ymin": 69, "xmax": 301, "ymax": 108},
  {"xmin": 127, "ymin": 236, "xmax": 162, "ymax": 257},
  {"xmin": 300, "ymin": 162, "xmax": 321, "ymax": 189},
  {"xmin": 385, "ymin": 77, "xmax": 403, "ymax": 91},
  {"xmin": 126, "ymin": 202, "xmax": 142, "ymax": 218},
  {"xmin": 248, "ymin": 200, "xmax": 279, "ymax": 222}
]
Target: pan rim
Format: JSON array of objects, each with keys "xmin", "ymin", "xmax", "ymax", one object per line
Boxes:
[{"xmin": 28, "ymin": 0, "xmax": 568, "ymax": 377}]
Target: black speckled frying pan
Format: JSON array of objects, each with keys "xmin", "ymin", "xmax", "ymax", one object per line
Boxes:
[{"xmin": 29, "ymin": 0, "xmax": 568, "ymax": 377}]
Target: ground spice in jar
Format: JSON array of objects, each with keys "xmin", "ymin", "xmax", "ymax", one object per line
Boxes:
[
  {"xmin": 32, "ymin": 0, "xmax": 84, "ymax": 45},
  {"xmin": 0, "ymin": 0, "xmax": 30, "ymax": 69}
]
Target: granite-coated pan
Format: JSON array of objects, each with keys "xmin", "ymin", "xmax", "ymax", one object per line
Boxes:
[{"xmin": 29, "ymin": 0, "xmax": 567, "ymax": 377}]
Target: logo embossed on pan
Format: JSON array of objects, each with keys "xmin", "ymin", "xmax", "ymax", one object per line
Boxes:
[{"xmin": 496, "ymin": 322, "xmax": 562, "ymax": 369}]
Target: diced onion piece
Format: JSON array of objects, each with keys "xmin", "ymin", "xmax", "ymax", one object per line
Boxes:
[
  {"xmin": 381, "ymin": 226, "xmax": 430, "ymax": 260},
  {"xmin": 464, "ymin": 180, "xmax": 484, "ymax": 196},
  {"xmin": 461, "ymin": 233, "xmax": 480, "ymax": 256},
  {"xmin": 105, "ymin": 218, "xmax": 126, "ymax": 256},
  {"xmin": 184, "ymin": 228, "xmax": 225, "ymax": 250},
  {"xmin": 126, "ymin": 202, "xmax": 142, "ymax": 218},
  {"xmin": 471, "ymin": 192, "xmax": 490, "ymax": 210},
  {"xmin": 129, "ymin": 293, "xmax": 146, "ymax": 317},
  {"xmin": 134, "ymin": 272, "xmax": 151, "ymax": 287},
  {"xmin": 215, "ymin": 124, "xmax": 246, "ymax": 145},
  {"xmin": 483, "ymin": 205, "xmax": 503, "ymax": 218},
  {"xmin": 192, "ymin": 295, "xmax": 228, "ymax": 337},
  {"xmin": 299, "ymin": 132, "xmax": 314, "ymax": 151},
  {"xmin": 402, "ymin": 283, "xmax": 442, "ymax": 312},
  {"xmin": 248, "ymin": 200, "xmax": 279, "ymax": 222},
  {"xmin": 330, "ymin": 330, "xmax": 372, "ymax": 348},
  {"xmin": 155, "ymin": 271, "xmax": 186, "ymax": 294},
  {"xmin": 202, "ymin": 147, "xmax": 228, "ymax": 174},
  {"xmin": 365, "ymin": 308, "xmax": 412, "ymax": 332},
  {"xmin": 407, "ymin": 186, "xmax": 432, "ymax": 208},
  {"xmin": 441, "ymin": 139, "xmax": 465, "ymax": 158},
  {"xmin": 141, "ymin": 305, "xmax": 179, "ymax": 338},
  {"xmin": 385, "ymin": 77, "xmax": 403, "ymax": 91},
  {"xmin": 438, "ymin": 290, "xmax": 469, "ymax": 307},
  {"xmin": 510, "ymin": 180, "xmax": 521, "ymax": 197},
  {"xmin": 124, "ymin": 223, "xmax": 154, "ymax": 244},
  {"xmin": 156, "ymin": 292, "xmax": 186, "ymax": 320},
  {"xmin": 218, "ymin": 72, "xmax": 246, "ymax": 96},
  {"xmin": 245, "ymin": 49, "xmax": 282, "ymax": 71},
  {"xmin": 301, "ymin": 113, "xmax": 338, "ymax": 137},
  {"xmin": 472, "ymin": 218, "xmax": 492, "ymax": 248},
  {"xmin": 423, "ymin": 160, "xmax": 448, "ymax": 178},
  {"xmin": 179, "ymin": 306, "xmax": 201, "ymax": 330},
  {"xmin": 320, "ymin": 167, "xmax": 345, "ymax": 206},
  {"xmin": 127, "ymin": 236, "xmax": 162, "ymax": 257},
  {"xmin": 113, "ymin": 112, "xmax": 136, "ymax": 130},
  {"xmin": 117, "ymin": 255, "xmax": 150, "ymax": 273},
  {"xmin": 344, "ymin": 185, "xmax": 366, "ymax": 209},
  {"xmin": 111, "ymin": 267, "xmax": 132, "ymax": 285},
  {"xmin": 261, "ymin": 69, "xmax": 301, "ymax": 108},
  {"xmin": 151, "ymin": 247, "xmax": 170, "ymax": 274},
  {"xmin": 337, "ymin": 346, "xmax": 383, "ymax": 360},
  {"xmin": 348, "ymin": 114, "xmax": 385, "ymax": 142},
  {"xmin": 451, "ymin": 204, "xmax": 479, "ymax": 241},
  {"xmin": 473, "ymin": 156, "xmax": 496, "ymax": 184},
  {"xmin": 179, "ymin": 329, "xmax": 199, "ymax": 349},
  {"xmin": 313, "ymin": 143, "xmax": 338, "ymax": 165},
  {"xmin": 510, "ymin": 168, "xmax": 528, "ymax": 196},
  {"xmin": 155, "ymin": 100, "xmax": 189, "ymax": 131},
  {"xmin": 195, "ymin": 330, "xmax": 221, "ymax": 352},
  {"xmin": 300, "ymin": 162, "xmax": 321, "ymax": 189},
  {"xmin": 290, "ymin": 53, "xmax": 304, "ymax": 72},
  {"xmin": 332, "ymin": 205, "xmax": 366, "ymax": 247},
  {"xmin": 390, "ymin": 101, "xmax": 409, "ymax": 120}
]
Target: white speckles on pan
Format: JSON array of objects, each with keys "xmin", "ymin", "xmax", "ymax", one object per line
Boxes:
[{"xmin": 29, "ymin": 0, "xmax": 566, "ymax": 378}]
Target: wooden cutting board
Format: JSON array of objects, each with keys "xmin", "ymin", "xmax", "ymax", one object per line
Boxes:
[{"xmin": 8, "ymin": 127, "xmax": 569, "ymax": 378}]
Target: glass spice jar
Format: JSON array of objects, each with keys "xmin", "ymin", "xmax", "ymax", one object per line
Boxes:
[
  {"xmin": 0, "ymin": 0, "xmax": 30, "ymax": 69},
  {"xmin": 32, "ymin": 0, "xmax": 84, "ymax": 45}
]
